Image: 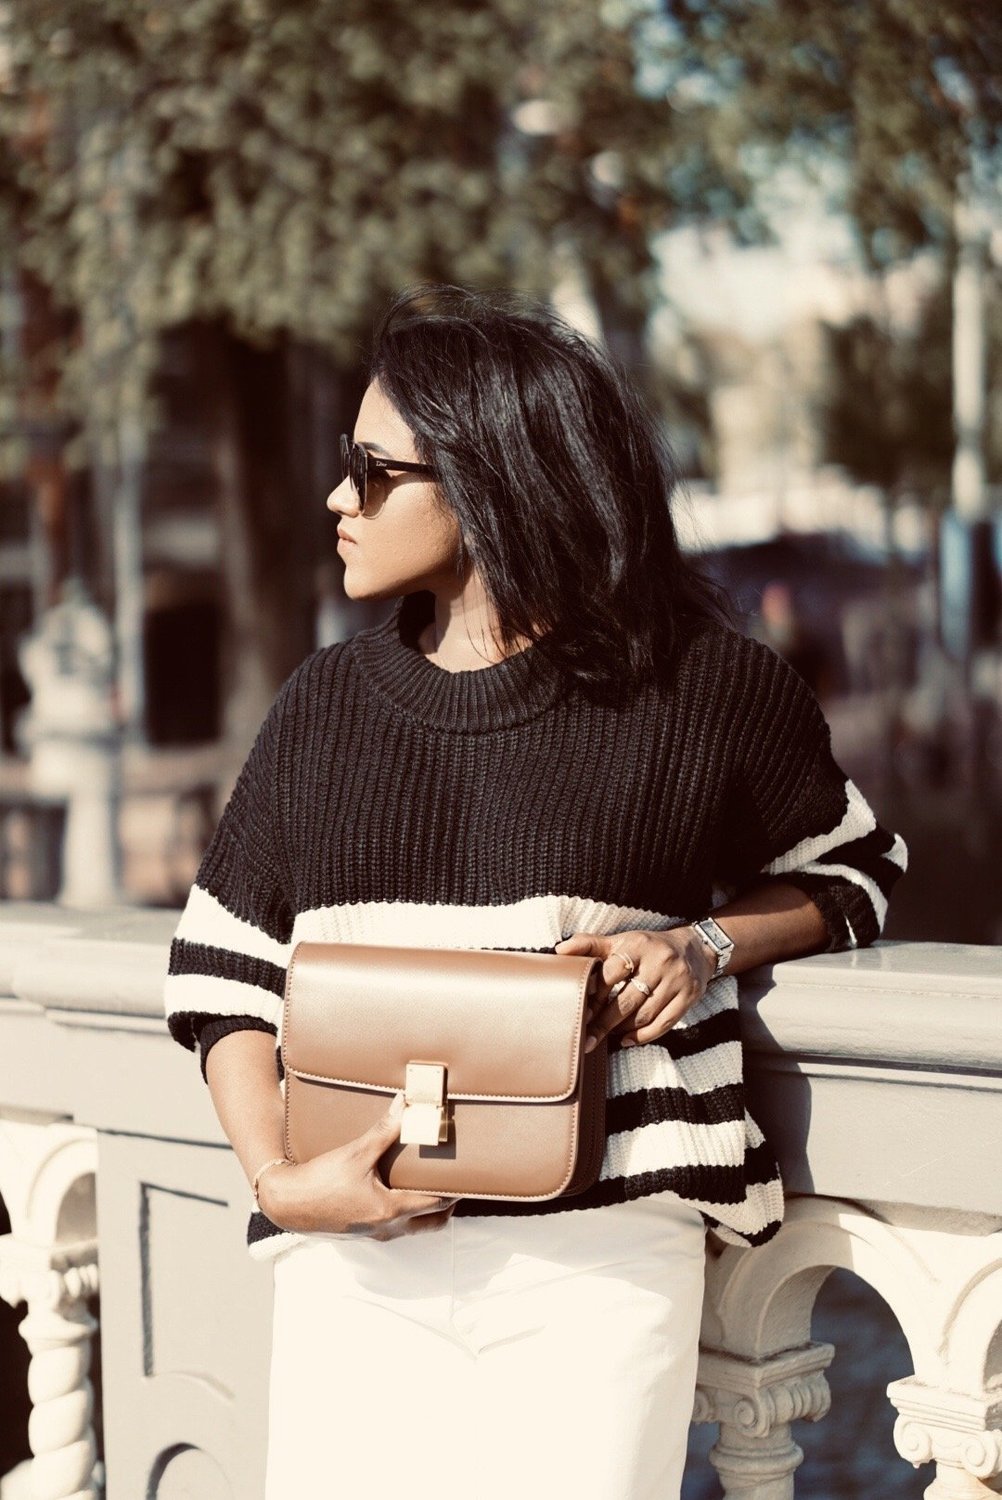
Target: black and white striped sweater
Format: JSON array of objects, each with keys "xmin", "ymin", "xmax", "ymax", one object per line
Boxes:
[{"xmin": 163, "ymin": 591, "xmax": 907, "ymax": 1262}]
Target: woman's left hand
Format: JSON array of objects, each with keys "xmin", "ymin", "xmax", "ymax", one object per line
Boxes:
[{"xmin": 554, "ymin": 927, "xmax": 717, "ymax": 1052}]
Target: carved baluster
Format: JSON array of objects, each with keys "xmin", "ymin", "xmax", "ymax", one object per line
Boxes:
[
  {"xmin": 0, "ymin": 1236, "xmax": 101, "ymax": 1500},
  {"xmin": 694, "ymin": 1344, "xmax": 834, "ymax": 1500},
  {"xmin": 888, "ymin": 1377, "xmax": 1002, "ymax": 1500}
]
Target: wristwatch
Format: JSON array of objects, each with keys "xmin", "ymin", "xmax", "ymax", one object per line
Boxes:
[{"xmin": 690, "ymin": 916, "xmax": 735, "ymax": 978}]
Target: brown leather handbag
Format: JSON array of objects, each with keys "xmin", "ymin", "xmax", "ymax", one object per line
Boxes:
[{"xmin": 280, "ymin": 942, "xmax": 608, "ymax": 1201}]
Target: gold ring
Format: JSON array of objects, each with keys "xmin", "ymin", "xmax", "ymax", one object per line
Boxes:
[{"xmin": 611, "ymin": 949, "xmax": 635, "ymax": 976}]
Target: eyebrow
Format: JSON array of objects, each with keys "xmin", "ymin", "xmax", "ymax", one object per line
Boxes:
[{"xmin": 357, "ymin": 439, "xmax": 392, "ymax": 456}]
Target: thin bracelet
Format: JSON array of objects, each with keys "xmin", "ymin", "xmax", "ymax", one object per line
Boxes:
[{"xmin": 252, "ymin": 1156, "xmax": 291, "ymax": 1213}]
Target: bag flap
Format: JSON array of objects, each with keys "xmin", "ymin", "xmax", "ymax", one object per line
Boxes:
[{"xmin": 281, "ymin": 942, "xmax": 597, "ymax": 1101}]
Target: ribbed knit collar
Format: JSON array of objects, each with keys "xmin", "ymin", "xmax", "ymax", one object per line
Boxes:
[{"xmin": 350, "ymin": 591, "xmax": 569, "ymax": 733}]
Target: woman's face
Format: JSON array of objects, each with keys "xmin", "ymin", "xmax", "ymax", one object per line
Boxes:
[{"xmin": 325, "ymin": 378, "xmax": 464, "ymax": 601}]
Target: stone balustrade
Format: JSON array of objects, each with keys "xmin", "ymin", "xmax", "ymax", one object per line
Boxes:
[{"xmin": 0, "ymin": 901, "xmax": 998, "ymax": 1500}]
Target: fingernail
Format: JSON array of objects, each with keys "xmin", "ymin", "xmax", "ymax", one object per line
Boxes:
[
  {"xmin": 585, "ymin": 1035, "xmax": 597, "ymax": 1053},
  {"xmin": 622, "ymin": 1037, "xmax": 635, "ymax": 1048},
  {"xmin": 388, "ymin": 1090, "xmax": 405, "ymax": 1118}
]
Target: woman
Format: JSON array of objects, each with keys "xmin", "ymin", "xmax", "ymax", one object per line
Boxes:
[{"xmin": 164, "ymin": 283, "xmax": 907, "ymax": 1500}]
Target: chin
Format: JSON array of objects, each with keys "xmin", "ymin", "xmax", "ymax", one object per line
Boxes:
[{"xmin": 341, "ymin": 571, "xmax": 408, "ymax": 603}]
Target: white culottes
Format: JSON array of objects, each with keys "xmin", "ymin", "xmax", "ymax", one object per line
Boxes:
[{"xmin": 265, "ymin": 1192, "xmax": 707, "ymax": 1500}]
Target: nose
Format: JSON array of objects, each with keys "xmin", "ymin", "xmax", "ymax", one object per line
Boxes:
[{"xmin": 325, "ymin": 475, "xmax": 361, "ymax": 518}]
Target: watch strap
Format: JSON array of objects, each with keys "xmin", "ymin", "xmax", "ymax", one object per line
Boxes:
[{"xmin": 691, "ymin": 917, "xmax": 734, "ymax": 977}]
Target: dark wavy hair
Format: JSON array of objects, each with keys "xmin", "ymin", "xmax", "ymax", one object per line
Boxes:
[{"xmin": 368, "ymin": 282, "xmax": 735, "ymax": 700}]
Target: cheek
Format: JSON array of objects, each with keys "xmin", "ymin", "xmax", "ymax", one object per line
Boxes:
[{"xmin": 386, "ymin": 502, "xmax": 461, "ymax": 569}]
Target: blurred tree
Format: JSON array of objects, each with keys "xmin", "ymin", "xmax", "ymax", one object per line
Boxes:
[
  {"xmin": 0, "ymin": 0, "xmax": 764, "ymax": 727},
  {"xmin": 663, "ymin": 0, "xmax": 1002, "ymax": 711},
  {"xmin": 821, "ymin": 289, "xmax": 949, "ymax": 495},
  {"xmin": 662, "ymin": 0, "xmax": 1002, "ymax": 269},
  {"xmin": 821, "ymin": 269, "xmax": 1002, "ymax": 489},
  {"xmin": 3, "ymin": 0, "xmax": 998, "ymax": 727}
]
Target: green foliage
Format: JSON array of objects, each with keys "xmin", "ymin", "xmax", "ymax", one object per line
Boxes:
[
  {"xmin": 0, "ymin": 0, "xmax": 763, "ymax": 453},
  {"xmin": 820, "ymin": 267, "xmax": 1002, "ymax": 493},
  {"xmin": 662, "ymin": 0, "xmax": 1002, "ymax": 268},
  {"xmin": 0, "ymin": 0, "xmax": 998, "ymax": 467},
  {"xmin": 821, "ymin": 300, "xmax": 952, "ymax": 492}
]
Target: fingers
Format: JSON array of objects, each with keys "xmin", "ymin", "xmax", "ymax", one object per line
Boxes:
[
  {"xmin": 368, "ymin": 1203, "xmax": 457, "ymax": 1241},
  {"xmin": 614, "ymin": 970, "xmax": 709, "ymax": 1047},
  {"xmin": 554, "ymin": 933, "xmax": 604, "ymax": 955},
  {"xmin": 403, "ymin": 1204, "xmax": 457, "ymax": 1235},
  {"xmin": 378, "ymin": 1183, "xmax": 459, "ymax": 1218},
  {"xmin": 617, "ymin": 988, "xmax": 689, "ymax": 1047},
  {"xmin": 408, "ymin": 1193, "xmax": 461, "ymax": 1217},
  {"xmin": 353, "ymin": 1089, "xmax": 407, "ymax": 1158},
  {"xmin": 586, "ymin": 974, "xmax": 651, "ymax": 1051},
  {"xmin": 586, "ymin": 954, "xmax": 707, "ymax": 1051},
  {"xmin": 586, "ymin": 935, "xmax": 647, "ymax": 1016}
]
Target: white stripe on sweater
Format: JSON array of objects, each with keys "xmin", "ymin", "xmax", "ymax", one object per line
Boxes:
[
  {"xmin": 601, "ymin": 1115, "xmax": 752, "ymax": 1179},
  {"xmin": 164, "ymin": 972, "xmax": 284, "ymax": 1030},
  {"xmin": 608, "ymin": 1038, "xmax": 743, "ymax": 1099},
  {"xmin": 174, "ymin": 883, "xmax": 294, "ymax": 967},
  {"xmin": 288, "ymin": 893, "xmax": 690, "ymax": 953},
  {"xmin": 884, "ymin": 831, "xmax": 910, "ymax": 870}
]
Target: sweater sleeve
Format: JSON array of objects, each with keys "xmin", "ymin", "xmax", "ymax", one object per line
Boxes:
[
  {"xmin": 715, "ymin": 636, "xmax": 908, "ymax": 951},
  {"xmin": 163, "ymin": 669, "xmax": 299, "ymax": 1077}
]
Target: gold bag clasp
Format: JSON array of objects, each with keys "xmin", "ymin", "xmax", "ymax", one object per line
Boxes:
[{"xmin": 400, "ymin": 1061, "xmax": 449, "ymax": 1146}]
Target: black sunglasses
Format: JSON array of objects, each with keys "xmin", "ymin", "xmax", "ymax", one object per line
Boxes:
[{"xmin": 339, "ymin": 434, "xmax": 439, "ymax": 515}]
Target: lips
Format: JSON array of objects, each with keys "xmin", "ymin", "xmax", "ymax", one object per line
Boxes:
[{"xmin": 337, "ymin": 529, "xmax": 358, "ymax": 545}]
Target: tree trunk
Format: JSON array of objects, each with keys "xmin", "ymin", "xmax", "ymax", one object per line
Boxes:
[{"xmin": 198, "ymin": 320, "xmax": 367, "ymax": 745}]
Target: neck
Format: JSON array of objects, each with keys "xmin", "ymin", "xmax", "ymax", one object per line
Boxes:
[
  {"xmin": 417, "ymin": 578, "xmax": 537, "ymax": 672},
  {"xmin": 353, "ymin": 593, "xmax": 568, "ymax": 734}
]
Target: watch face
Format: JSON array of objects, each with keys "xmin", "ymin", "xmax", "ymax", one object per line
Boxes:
[{"xmin": 699, "ymin": 918, "xmax": 733, "ymax": 953}]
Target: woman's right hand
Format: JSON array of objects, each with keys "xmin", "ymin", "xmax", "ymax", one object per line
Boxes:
[{"xmin": 257, "ymin": 1091, "xmax": 458, "ymax": 1240}]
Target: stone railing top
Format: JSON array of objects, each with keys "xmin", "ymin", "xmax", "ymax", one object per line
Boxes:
[
  {"xmin": 0, "ymin": 903, "xmax": 998, "ymax": 1074},
  {"xmin": 0, "ymin": 900, "xmax": 179, "ymax": 1016},
  {"xmin": 738, "ymin": 938, "xmax": 1002, "ymax": 1074},
  {"xmin": 0, "ymin": 903, "xmax": 999, "ymax": 1216}
]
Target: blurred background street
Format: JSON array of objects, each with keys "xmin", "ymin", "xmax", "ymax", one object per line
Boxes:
[{"xmin": 0, "ymin": 0, "xmax": 998, "ymax": 1495}]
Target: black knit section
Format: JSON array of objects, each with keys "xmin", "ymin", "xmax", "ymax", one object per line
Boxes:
[
  {"xmin": 165, "ymin": 661, "xmax": 301, "ymax": 1051},
  {"xmin": 192, "ymin": 679, "xmax": 298, "ymax": 943},
  {"xmin": 168, "ymin": 938, "xmax": 287, "ymax": 996},
  {"xmin": 714, "ymin": 634, "xmax": 905, "ymax": 951},
  {"xmin": 452, "ymin": 1154, "xmax": 773, "ymax": 1215},
  {"xmin": 354, "ymin": 587, "xmax": 570, "ymax": 733},
  {"xmin": 654, "ymin": 1007, "xmax": 741, "ymax": 1059},
  {"xmin": 606, "ymin": 1081, "xmax": 745, "ymax": 1133},
  {"xmin": 770, "ymin": 825, "xmax": 904, "ymax": 949},
  {"xmin": 198, "ymin": 1015, "xmax": 278, "ymax": 1083},
  {"xmin": 167, "ymin": 602, "xmax": 905, "ymax": 945},
  {"xmin": 757, "ymin": 871, "xmax": 872, "ymax": 950},
  {"xmin": 261, "ymin": 604, "xmax": 903, "ymax": 928},
  {"xmin": 739, "ymin": 1135, "xmax": 784, "ymax": 1186},
  {"xmin": 249, "ymin": 1208, "xmax": 287, "ymax": 1246}
]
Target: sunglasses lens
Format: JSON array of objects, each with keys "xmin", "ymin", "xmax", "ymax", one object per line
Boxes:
[
  {"xmin": 352, "ymin": 448, "xmax": 367, "ymax": 512},
  {"xmin": 340, "ymin": 436, "xmax": 366, "ymax": 511}
]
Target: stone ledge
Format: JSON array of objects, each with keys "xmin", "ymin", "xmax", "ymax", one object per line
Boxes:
[{"xmin": 739, "ymin": 940, "xmax": 1002, "ymax": 1072}]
